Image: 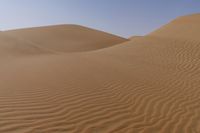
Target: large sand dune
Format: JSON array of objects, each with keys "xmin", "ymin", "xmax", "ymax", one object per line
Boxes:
[
  {"xmin": 0, "ymin": 14, "xmax": 200, "ymax": 133},
  {"xmin": 5, "ymin": 25, "xmax": 127, "ymax": 52}
]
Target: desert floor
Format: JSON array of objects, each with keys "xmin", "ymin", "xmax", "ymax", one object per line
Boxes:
[{"xmin": 0, "ymin": 14, "xmax": 200, "ymax": 133}]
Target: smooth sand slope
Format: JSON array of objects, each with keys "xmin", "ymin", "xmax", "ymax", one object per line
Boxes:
[
  {"xmin": 0, "ymin": 31, "xmax": 51, "ymax": 57},
  {"xmin": 0, "ymin": 14, "xmax": 200, "ymax": 133},
  {"xmin": 5, "ymin": 25, "xmax": 127, "ymax": 52},
  {"xmin": 150, "ymin": 14, "xmax": 200, "ymax": 41}
]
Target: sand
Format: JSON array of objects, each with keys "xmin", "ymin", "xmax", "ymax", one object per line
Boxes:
[
  {"xmin": 5, "ymin": 25, "xmax": 127, "ymax": 52},
  {"xmin": 0, "ymin": 14, "xmax": 200, "ymax": 133}
]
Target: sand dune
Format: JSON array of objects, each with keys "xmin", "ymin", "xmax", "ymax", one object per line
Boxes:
[
  {"xmin": 0, "ymin": 14, "xmax": 200, "ymax": 133},
  {"xmin": 5, "ymin": 25, "xmax": 127, "ymax": 52},
  {"xmin": 0, "ymin": 32, "xmax": 52, "ymax": 57},
  {"xmin": 149, "ymin": 14, "xmax": 200, "ymax": 41}
]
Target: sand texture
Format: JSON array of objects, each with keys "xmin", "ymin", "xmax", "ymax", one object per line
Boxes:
[{"xmin": 0, "ymin": 14, "xmax": 200, "ymax": 133}]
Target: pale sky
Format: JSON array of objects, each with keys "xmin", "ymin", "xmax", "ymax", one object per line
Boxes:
[{"xmin": 0, "ymin": 0, "xmax": 200, "ymax": 37}]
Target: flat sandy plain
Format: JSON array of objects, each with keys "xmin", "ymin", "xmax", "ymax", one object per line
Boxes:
[{"xmin": 0, "ymin": 14, "xmax": 200, "ymax": 133}]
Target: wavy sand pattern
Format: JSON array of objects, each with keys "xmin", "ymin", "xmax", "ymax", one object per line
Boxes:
[{"xmin": 0, "ymin": 14, "xmax": 200, "ymax": 133}]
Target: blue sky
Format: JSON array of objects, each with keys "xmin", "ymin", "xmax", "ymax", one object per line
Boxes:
[{"xmin": 0, "ymin": 0, "xmax": 200, "ymax": 37}]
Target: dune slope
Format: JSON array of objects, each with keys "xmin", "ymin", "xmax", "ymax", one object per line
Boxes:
[
  {"xmin": 149, "ymin": 14, "xmax": 200, "ymax": 41},
  {"xmin": 0, "ymin": 14, "xmax": 200, "ymax": 133},
  {"xmin": 5, "ymin": 25, "xmax": 127, "ymax": 52},
  {"xmin": 0, "ymin": 32, "xmax": 52, "ymax": 57}
]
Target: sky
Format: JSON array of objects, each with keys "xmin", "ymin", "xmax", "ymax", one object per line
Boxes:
[{"xmin": 0, "ymin": 0, "xmax": 200, "ymax": 37}]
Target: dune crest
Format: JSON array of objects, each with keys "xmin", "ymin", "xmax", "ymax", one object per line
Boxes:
[{"xmin": 149, "ymin": 14, "xmax": 200, "ymax": 41}]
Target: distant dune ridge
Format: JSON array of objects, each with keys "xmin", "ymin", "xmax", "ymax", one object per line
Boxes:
[
  {"xmin": 0, "ymin": 14, "xmax": 200, "ymax": 133},
  {"xmin": 5, "ymin": 25, "xmax": 127, "ymax": 53}
]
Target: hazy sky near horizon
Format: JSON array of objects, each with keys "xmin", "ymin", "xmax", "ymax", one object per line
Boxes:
[{"xmin": 0, "ymin": 0, "xmax": 200, "ymax": 37}]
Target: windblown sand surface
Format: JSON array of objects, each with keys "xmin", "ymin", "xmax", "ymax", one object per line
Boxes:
[{"xmin": 0, "ymin": 14, "xmax": 200, "ymax": 133}]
